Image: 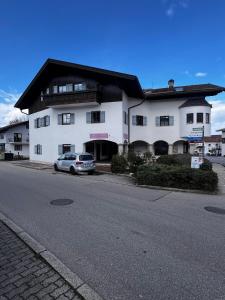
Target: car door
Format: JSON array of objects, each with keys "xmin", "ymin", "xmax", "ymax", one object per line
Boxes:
[
  {"xmin": 57, "ymin": 154, "xmax": 65, "ymax": 170},
  {"xmin": 62, "ymin": 154, "xmax": 71, "ymax": 170}
]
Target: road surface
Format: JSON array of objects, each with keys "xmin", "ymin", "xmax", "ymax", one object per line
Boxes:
[{"xmin": 0, "ymin": 162, "xmax": 225, "ymax": 300}]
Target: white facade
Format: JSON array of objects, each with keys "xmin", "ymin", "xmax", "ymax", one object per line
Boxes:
[
  {"xmin": 30, "ymin": 102, "xmax": 124, "ymax": 162},
  {"xmin": 222, "ymin": 130, "xmax": 225, "ymax": 156},
  {"xmin": 0, "ymin": 122, "xmax": 29, "ymax": 157},
  {"xmin": 28, "ymin": 92, "xmax": 213, "ymax": 162}
]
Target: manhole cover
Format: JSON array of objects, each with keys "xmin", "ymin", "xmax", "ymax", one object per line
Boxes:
[
  {"xmin": 50, "ymin": 199, "xmax": 74, "ymax": 206},
  {"xmin": 204, "ymin": 206, "xmax": 225, "ymax": 215}
]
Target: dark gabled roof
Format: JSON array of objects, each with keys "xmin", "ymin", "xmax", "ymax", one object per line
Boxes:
[
  {"xmin": 0, "ymin": 121, "xmax": 28, "ymax": 133},
  {"xmin": 15, "ymin": 59, "xmax": 144, "ymax": 109},
  {"xmin": 204, "ymin": 135, "xmax": 222, "ymax": 143},
  {"xmin": 179, "ymin": 97, "xmax": 212, "ymax": 108},
  {"xmin": 144, "ymin": 84, "xmax": 225, "ymax": 100},
  {"xmin": 217, "ymin": 128, "xmax": 225, "ymax": 132}
]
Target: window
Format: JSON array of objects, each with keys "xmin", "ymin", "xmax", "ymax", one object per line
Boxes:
[
  {"xmin": 53, "ymin": 85, "xmax": 58, "ymax": 94},
  {"xmin": 14, "ymin": 133, "xmax": 22, "ymax": 142},
  {"xmin": 156, "ymin": 116, "xmax": 174, "ymax": 126},
  {"xmin": 14, "ymin": 145, "xmax": 22, "ymax": 151},
  {"xmin": 46, "ymin": 88, "xmax": 50, "ymax": 95},
  {"xmin": 222, "ymin": 138, "xmax": 225, "ymax": 144},
  {"xmin": 59, "ymin": 85, "xmax": 67, "ymax": 93},
  {"xmin": 160, "ymin": 116, "xmax": 170, "ymax": 126},
  {"xmin": 123, "ymin": 111, "xmax": 128, "ymax": 125},
  {"xmin": 0, "ymin": 144, "xmax": 5, "ymax": 152},
  {"xmin": 34, "ymin": 144, "xmax": 42, "ymax": 155},
  {"xmin": 66, "ymin": 84, "xmax": 73, "ymax": 92},
  {"xmin": 26, "ymin": 123, "xmax": 29, "ymax": 129},
  {"xmin": 186, "ymin": 113, "xmax": 193, "ymax": 124},
  {"xmin": 197, "ymin": 113, "xmax": 203, "ymax": 123},
  {"xmin": 34, "ymin": 116, "xmax": 50, "ymax": 128},
  {"xmin": 44, "ymin": 116, "xmax": 50, "ymax": 127},
  {"xmin": 58, "ymin": 144, "xmax": 75, "ymax": 155},
  {"xmin": 206, "ymin": 113, "xmax": 210, "ymax": 124},
  {"xmin": 58, "ymin": 113, "xmax": 75, "ymax": 125},
  {"xmin": 132, "ymin": 115, "xmax": 147, "ymax": 126},
  {"xmin": 74, "ymin": 83, "xmax": 86, "ymax": 92},
  {"xmin": 86, "ymin": 111, "xmax": 105, "ymax": 123},
  {"xmin": 0, "ymin": 134, "xmax": 4, "ymax": 139}
]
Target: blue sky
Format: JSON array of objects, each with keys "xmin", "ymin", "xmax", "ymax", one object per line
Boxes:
[{"xmin": 0, "ymin": 0, "xmax": 225, "ymax": 132}]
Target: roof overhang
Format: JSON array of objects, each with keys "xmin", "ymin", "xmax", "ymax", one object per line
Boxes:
[{"xmin": 15, "ymin": 59, "xmax": 144, "ymax": 110}]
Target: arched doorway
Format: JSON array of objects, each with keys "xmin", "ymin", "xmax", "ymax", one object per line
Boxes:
[
  {"xmin": 173, "ymin": 140, "xmax": 189, "ymax": 154},
  {"xmin": 154, "ymin": 141, "xmax": 169, "ymax": 155},
  {"xmin": 85, "ymin": 140, "xmax": 118, "ymax": 162},
  {"xmin": 129, "ymin": 140, "xmax": 149, "ymax": 155}
]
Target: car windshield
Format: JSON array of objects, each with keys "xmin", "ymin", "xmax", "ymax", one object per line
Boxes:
[{"xmin": 79, "ymin": 155, "xmax": 93, "ymax": 161}]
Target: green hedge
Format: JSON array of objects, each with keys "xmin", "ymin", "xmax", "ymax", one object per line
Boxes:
[
  {"xmin": 111, "ymin": 155, "xmax": 128, "ymax": 173},
  {"xmin": 157, "ymin": 154, "xmax": 212, "ymax": 169},
  {"xmin": 135, "ymin": 164, "xmax": 218, "ymax": 191}
]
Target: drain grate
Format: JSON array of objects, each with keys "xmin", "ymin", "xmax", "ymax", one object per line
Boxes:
[
  {"xmin": 50, "ymin": 199, "xmax": 74, "ymax": 206},
  {"xmin": 204, "ymin": 206, "xmax": 225, "ymax": 215}
]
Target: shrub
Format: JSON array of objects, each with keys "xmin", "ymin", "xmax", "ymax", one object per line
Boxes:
[
  {"xmin": 200, "ymin": 161, "xmax": 212, "ymax": 171},
  {"xmin": 135, "ymin": 164, "xmax": 218, "ymax": 191},
  {"xmin": 111, "ymin": 154, "xmax": 128, "ymax": 174},
  {"xmin": 157, "ymin": 154, "xmax": 192, "ymax": 166},
  {"xmin": 127, "ymin": 151, "xmax": 144, "ymax": 173}
]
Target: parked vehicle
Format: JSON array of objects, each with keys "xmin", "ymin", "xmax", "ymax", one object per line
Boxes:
[{"xmin": 54, "ymin": 152, "xmax": 96, "ymax": 175}]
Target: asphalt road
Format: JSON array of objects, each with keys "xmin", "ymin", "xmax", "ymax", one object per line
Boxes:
[{"xmin": 0, "ymin": 162, "xmax": 225, "ymax": 300}]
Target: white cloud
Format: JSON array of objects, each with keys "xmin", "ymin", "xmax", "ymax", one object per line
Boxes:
[
  {"xmin": 164, "ymin": 0, "xmax": 189, "ymax": 17},
  {"xmin": 195, "ymin": 72, "xmax": 207, "ymax": 77},
  {"xmin": 0, "ymin": 89, "xmax": 25, "ymax": 127},
  {"xmin": 210, "ymin": 99, "xmax": 225, "ymax": 134}
]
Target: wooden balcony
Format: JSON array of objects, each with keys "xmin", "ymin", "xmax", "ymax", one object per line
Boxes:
[{"xmin": 43, "ymin": 89, "xmax": 101, "ymax": 107}]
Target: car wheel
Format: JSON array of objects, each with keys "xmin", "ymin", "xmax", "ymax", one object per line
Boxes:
[
  {"xmin": 88, "ymin": 171, "xmax": 94, "ymax": 175},
  {"xmin": 54, "ymin": 164, "xmax": 59, "ymax": 171},
  {"xmin": 70, "ymin": 166, "xmax": 76, "ymax": 175}
]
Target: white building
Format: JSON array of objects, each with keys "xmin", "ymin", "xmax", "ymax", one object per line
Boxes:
[
  {"xmin": 14, "ymin": 59, "xmax": 225, "ymax": 163},
  {"xmin": 204, "ymin": 135, "xmax": 222, "ymax": 156},
  {"xmin": 0, "ymin": 121, "xmax": 29, "ymax": 158},
  {"xmin": 217, "ymin": 128, "xmax": 225, "ymax": 156}
]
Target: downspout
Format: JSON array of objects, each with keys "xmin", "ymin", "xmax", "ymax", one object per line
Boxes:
[{"xmin": 128, "ymin": 98, "xmax": 145, "ymax": 145}]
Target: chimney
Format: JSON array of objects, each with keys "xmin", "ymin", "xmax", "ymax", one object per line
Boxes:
[{"xmin": 168, "ymin": 79, "xmax": 175, "ymax": 89}]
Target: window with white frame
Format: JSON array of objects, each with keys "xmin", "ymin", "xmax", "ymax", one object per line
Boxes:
[
  {"xmin": 86, "ymin": 111, "xmax": 105, "ymax": 123},
  {"xmin": 14, "ymin": 144, "xmax": 22, "ymax": 151},
  {"xmin": 34, "ymin": 116, "xmax": 50, "ymax": 128},
  {"xmin": 58, "ymin": 113, "xmax": 75, "ymax": 125},
  {"xmin": 206, "ymin": 113, "xmax": 210, "ymax": 124},
  {"xmin": 123, "ymin": 111, "xmax": 128, "ymax": 125},
  {"xmin": 74, "ymin": 83, "xmax": 86, "ymax": 92},
  {"xmin": 186, "ymin": 113, "xmax": 193, "ymax": 124},
  {"xmin": 155, "ymin": 116, "xmax": 174, "ymax": 126},
  {"xmin": 132, "ymin": 115, "xmax": 147, "ymax": 126},
  {"xmin": 197, "ymin": 113, "xmax": 203, "ymax": 123},
  {"xmin": 34, "ymin": 144, "xmax": 42, "ymax": 155}
]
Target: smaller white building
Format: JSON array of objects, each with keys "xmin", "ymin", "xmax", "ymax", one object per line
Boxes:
[
  {"xmin": 217, "ymin": 128, "xmax": 225, "ymax": 156},
  {"xmin": 204, "ymin": 135, "xmax": 222, "ymax": 156},
  {"xmin": 0, "ymin": 121, "xmax": 29, "ymax": 158}
]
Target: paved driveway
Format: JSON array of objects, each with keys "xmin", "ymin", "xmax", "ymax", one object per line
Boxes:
[
  {"xmin": 0, "ymin": 162, "xmax": 225, "ymax": 300},
  {"xmin": 207, "ymin": 156, "xmax": 225, "ymax": 166}
]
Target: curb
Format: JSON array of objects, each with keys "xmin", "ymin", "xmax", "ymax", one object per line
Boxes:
[
  {"xmin": 137, "ymin": 184, "xmax": 218, "ymax": 195},
  {"xmin": 0, "ymin": 211, "xmax": 104, "ymax": 300}
]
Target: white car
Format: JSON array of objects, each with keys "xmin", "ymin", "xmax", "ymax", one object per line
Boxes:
[{"xmin": 54, "ymin": 152, "xmax": 96, "ymax": 175}]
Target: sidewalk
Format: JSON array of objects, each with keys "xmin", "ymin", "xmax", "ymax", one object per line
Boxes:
[
  {"xmin": 213, "ymin": 163, "xmax": 225, "ymax": 195},
  {"xmin": 0, "ymin": 220, "xmax": 81, "ymax": 300}
]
